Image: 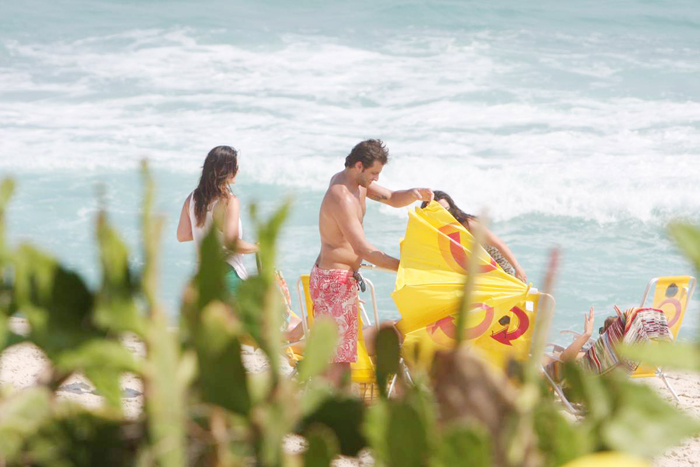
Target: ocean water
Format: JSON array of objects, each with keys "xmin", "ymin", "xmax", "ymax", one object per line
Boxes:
[{"xmin": 2, "ymin": 1, "xmax": 699, "ymax": 344}]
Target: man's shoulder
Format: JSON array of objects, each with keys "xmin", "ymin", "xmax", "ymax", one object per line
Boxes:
[{"xmin": 326, "ymin": 182, "xmax": 353, "ymax": 201}]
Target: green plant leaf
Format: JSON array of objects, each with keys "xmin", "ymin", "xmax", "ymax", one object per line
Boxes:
[
  {"xmin": 600, "ymin": 373, "xmax": 700, "ymax": 458},
  {"xmin": 54, "ymin": 339, "xmax": 140, "ymax": 409},
  {"xmin": 194, "ymin": 226, "xmax": 229, "ymax": 312},
  {"xmin": 144, "ymin": 313, "xmax": 187, "ymax": 467},
  {"xmin": 375, "ymin": 326, "xmax": 400, "ymax": 399},
  {"xmin": 618, "ymin": 342, "xmax": 700, "ymax": 372},
  {"xmin": 534, "ymin": 397, "xmax": 593, "ymax": 467},
  {"xmin": 386, "ymin": 401, "xmax": 429, "ymax": 467},
  {"xmin": 363, "ymin": 400, "xmax": 390, "ymax": 466},
  {"xmin": 668, "ymin": 222, "xmax": 700, "ymax": 270},
  {"xmin": 296, "ymin": 318, "xmax": 338, "ymax": 382},
  {"xmin": 0, "ymin": 178, "xmax": 15, "ymax": 256},
  {"xmin": 561, "ymin": 362, "xmax": 612, "ymax": 422},
  {"xmin": 0, "ymin": 387, "xmax": 51, "ymax": 460},
  {"xmin": 140, "ymin": 161, "xmax": 165, "ymax": 312},
  {"xmin": 94, "ymin": 211, "xmax": 145, "ymax": 336},
  {"xmin": 435, "ymin": 423, "xmax": 493, "ymax": 467},
  {"xmin": 24, "ymin": 404, "xmax": 136, "ymax": 467},
  {"xmin": 299, "ymin": 396, "xmax": 366, "ymax": 457},
  {"xmin": 12, "ymin": 245, "xmax": 102, "ymax": 359},
  {"xmin": 195, "ymin": 301, "xmax": 251, "ymax": 415},
  {"xmin": 304, "ymin": 425, "xmax": 340, "ymax": 467}
]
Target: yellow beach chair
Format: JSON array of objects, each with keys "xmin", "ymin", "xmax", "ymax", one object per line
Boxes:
[
  {"xmin": 630, "ymin": 275, "xmax": 696, "ymax": 401},
  {"xmin": 293, "ymin": 273, "xmax": 381, "ymax": 401}
]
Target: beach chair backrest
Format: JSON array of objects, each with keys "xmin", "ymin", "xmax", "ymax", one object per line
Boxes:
[
  {"xmin": 640, "ymin": 275, "xmax": 696, "ymax": 340},
  {"xmin": 630, "ymin": 276, "xmax": 695, "ymax": 379},
  {"xmin": 297, "ymin": 274, "xmax": 316, "ymax": 328}
]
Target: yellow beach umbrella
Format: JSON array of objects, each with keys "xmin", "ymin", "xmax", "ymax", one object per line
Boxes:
[{"xmin": 393, "ymin": 201, "xmax": 532, "ymax": 370}]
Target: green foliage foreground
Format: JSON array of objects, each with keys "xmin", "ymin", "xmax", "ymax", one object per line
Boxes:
[{"xmin": 0, "ymin": 166, "xmax": 699, "ymax": 467}]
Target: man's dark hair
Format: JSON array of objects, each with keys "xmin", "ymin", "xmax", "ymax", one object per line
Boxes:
[{"xmin": 345, "ymin": 139, "xmax": 389, "ymax": 169}]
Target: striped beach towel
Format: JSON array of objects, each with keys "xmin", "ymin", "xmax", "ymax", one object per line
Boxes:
[{"xmin": 579, "ymin": 307, "xmax": 671, "ymax": 375}]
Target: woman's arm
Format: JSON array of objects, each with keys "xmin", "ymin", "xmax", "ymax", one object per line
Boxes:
[
  {"xmin": 176, "ymin": 196, "xmax": 194, "ymax": 242},
  {"xmin": 559, "ymin": 307, "xmax": 595, "ymax": 362},
  {"xmin": 223, "ymin": 196, "xmax": 258, "ymax": 254},
  {"xmin": 471, "ymin": 220, "xmax": 527, "ymax": 282}
]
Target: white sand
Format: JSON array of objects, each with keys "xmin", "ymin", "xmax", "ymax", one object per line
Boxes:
[{"xmin": 1, "ymin": 318, "xmax": 698, "ymax": 466}]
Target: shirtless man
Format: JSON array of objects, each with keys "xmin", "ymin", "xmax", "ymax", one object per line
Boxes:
[{"xmin": 310, "ymin": 139, "xmax": 433, "ymax": 384}]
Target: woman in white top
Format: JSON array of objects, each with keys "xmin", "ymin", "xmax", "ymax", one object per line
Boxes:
[{"xmin": 176, "ymin": 146, "xmax": 258, "ymax": 294}]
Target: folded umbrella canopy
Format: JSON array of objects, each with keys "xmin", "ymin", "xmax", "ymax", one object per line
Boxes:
[{"xmin": 393, "ymin": 201, "xmax": 533, "ymax": 371}]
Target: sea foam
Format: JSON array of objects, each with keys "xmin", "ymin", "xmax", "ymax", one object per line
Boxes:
[{"xmin": 2, "ymin": 28, "xmax": 699, "ymax": 225}]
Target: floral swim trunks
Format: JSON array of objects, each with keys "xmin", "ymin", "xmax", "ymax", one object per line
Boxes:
[{"xmin": 309, "ymin": 265, "xmax": 359, "ymax": 363}]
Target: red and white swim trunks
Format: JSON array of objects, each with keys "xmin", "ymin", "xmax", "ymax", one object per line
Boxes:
[{"xmin": 309, "ymin": 265, "xmax": 359, "ymax": 363}]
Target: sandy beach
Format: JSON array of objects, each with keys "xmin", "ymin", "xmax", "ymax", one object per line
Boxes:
[{"xmin": 1, "ymin": 318, "xmax": 698, "ymax": 466}]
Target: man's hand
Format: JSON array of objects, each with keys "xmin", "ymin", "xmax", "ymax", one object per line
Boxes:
[{"xmin": 411, "ymin": 188, "xmax": 434, "ymax": 202}]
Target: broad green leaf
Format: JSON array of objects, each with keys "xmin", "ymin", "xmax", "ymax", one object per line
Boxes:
[
  {"xmin": 375, "ymin": 326, "xmax": 400, "ymax": 399},
  {"xmin": 296, "ymin": 318, "xmax": 338, "ymax": 382},
  {"xmin": 363, "ymin": 400, "xmax": 391, "ymax": 465},
  {"xmin": 195, "ymin": 301, "xmax": 251, "ymax": 415},
  {"xmin": 0, "ymin": 313, "xmax": 6, "ymax": 350},
  {"xmin": 304, "ymin": 425, "xmax": 340, "ymax": 467},
  {"xmin": 24, "ymin": 404, "xmax": 134, "ymax": 467},
  {"xmin": 299, "ymin": 396, "xmax": 366, "ymax": 456},
  {"xmin": 534, "ymin": 397, "xmax": 593, "ymax": 467},
  {"xmin": 12, "ymin": 245, "xmax": 105, "ymax": 364},
  {"xmin": 140, "ymin": 161, "xmax": 165, "ymax": 312},
  {"xmin": 54, "ymin": 339, "xmax": 140, "ymax": 409},
  {"xmin": 435, "ymin": 423, "xmax": 493, "ymax": 467},
  {"xmin": 619, "ymin": 342, "xmax": 700, "ymax": 372},
  {"xmin": 299, "ymin": 380, "xmax": 334, "ymax": 417},
  {"xmin": 194, "ymin": 226, "xmax": 228, "ymax": 312},
  {"xmin": 251, "ymin": 200, "xmax": 291, "ymax": 279},
  {"xmin": 144, "ymin": 313, "xmax": 186, "ymax": 467},
  {"xmin": 386, "ymin": 401, "xmax": 429, "ymax": 467},
  {"xmin": 668, "ymin": 222, "xmax": 700, "ymax": 269},
  {"xmin": 561, "ymin": 362, "xmax": 612, "ymax": 421},
  {"xmin": 0, "ymin": 178, "xmax": 15, "ymax": 255},
  {"xmin": 257, "ymin": 399, "xmax": 296, "ymax": 467},
  {"xmin": 94, "ymin": 211, "xmax": 145, "ymax": 336},
  {"xmin": 600, "ymin": 374, "xmax": 700, "ymax": 458},
  {"xmin": 0, "ymin": 387, "xmax": 51, "ymax": 460}
]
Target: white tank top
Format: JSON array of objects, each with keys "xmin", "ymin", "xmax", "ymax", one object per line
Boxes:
[{"xmin": 188, "ymin": 191, "xmax": 248, "ymax": 280}]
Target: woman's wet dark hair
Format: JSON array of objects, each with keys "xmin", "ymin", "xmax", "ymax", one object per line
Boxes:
[
  {"xmin": 193, "ymin": 146, "xmax": 239, "ymax": 227},
  {"xmin": 421, "ymin": 190, "xmax": 476, "ymax": 226}
]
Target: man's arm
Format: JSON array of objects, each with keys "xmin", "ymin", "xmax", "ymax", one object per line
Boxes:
[
  {"xmin": 367, "ymin": 183, "xmax": 433, "ymax": 208},
  {"xmin": 331, "ymin": 189, "xmax": 400, "ymax": 271}
]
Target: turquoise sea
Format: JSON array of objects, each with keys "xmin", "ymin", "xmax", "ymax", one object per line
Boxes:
[{"xmin": 2, "ymin": 1, "xmax": 699, "ymax": 344}]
